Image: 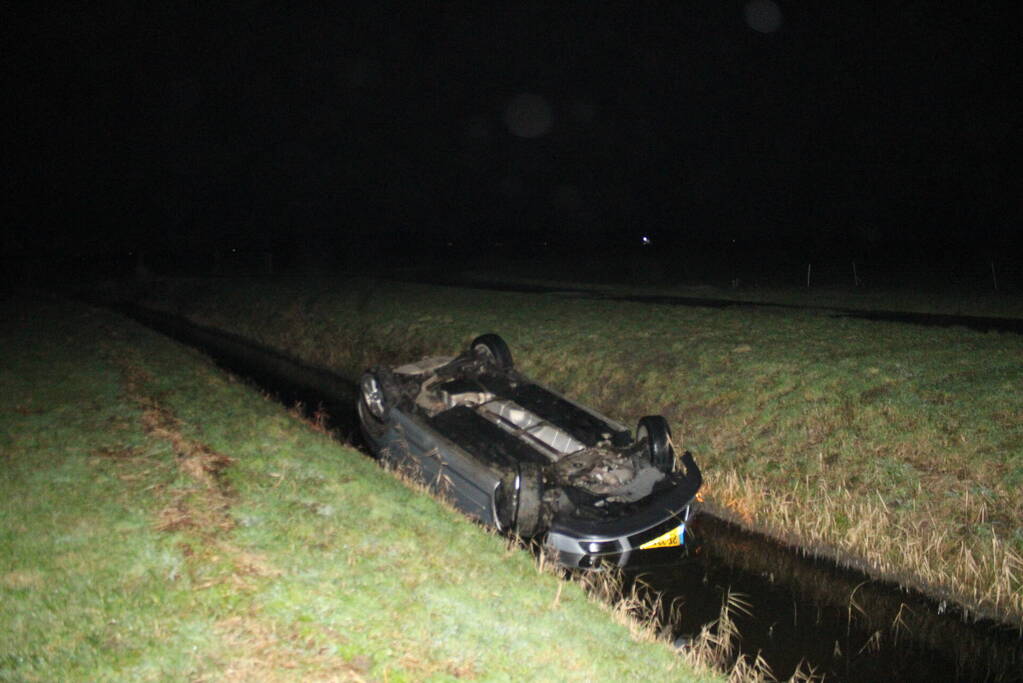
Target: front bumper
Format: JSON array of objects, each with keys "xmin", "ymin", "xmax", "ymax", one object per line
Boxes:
[{"xmin": 545, "ymin": 452, "xmax": 702, "ymax": 567}]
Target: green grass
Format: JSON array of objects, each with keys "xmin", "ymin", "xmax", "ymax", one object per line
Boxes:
[
  {"xmin": 124, "ymin": 275, "xmax": 1023, "ymax": 627},
  {"xmin": 1, "ymin": 296, "xmax": 716, "ymax": 681}
]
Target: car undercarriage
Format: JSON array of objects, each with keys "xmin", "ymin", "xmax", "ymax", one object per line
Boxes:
[{"xmin": 358, "ymin": 334, "xmax": 702, "ymax": 565}]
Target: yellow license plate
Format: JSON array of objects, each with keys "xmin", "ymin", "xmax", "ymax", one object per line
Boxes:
[{"xmin": 639, "ymin": 523, "xmax": 685, "ymax": 550}]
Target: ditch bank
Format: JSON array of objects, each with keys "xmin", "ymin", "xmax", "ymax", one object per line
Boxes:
[{"xmin": 109, "ymin": 300, "xmax": 1023, "ymax": 682}]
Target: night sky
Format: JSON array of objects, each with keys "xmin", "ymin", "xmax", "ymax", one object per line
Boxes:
[{"xmin": 5, "ymin": 2, "xmax": 1020, "ymax": 269}]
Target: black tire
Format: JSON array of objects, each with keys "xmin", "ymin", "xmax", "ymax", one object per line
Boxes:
[
  {"xmin": 637, "ymin": 415, "xmax": 674, "ymax": 474},
  {"xmin": 513, "ymin": 462, "xmax": 544, "ymax": 538},
  {"xmin": 494, "ymin": 472, "xmax": 518, "ymax": 532},
  {"xmin": 359, "ymin": 371, "xmax": 389, "ymax": 433},
  {"xmin": 470, "ymin": 333, "xmax": 514, "ymax": 370}
]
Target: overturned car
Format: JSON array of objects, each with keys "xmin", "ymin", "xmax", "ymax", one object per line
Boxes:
[{"xmin": 357, "ymin": 334, "xmax": 702, "ymax": 567}]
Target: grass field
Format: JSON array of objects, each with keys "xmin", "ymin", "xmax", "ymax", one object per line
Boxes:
[
  {"xmin": 1, "ymin": 295, "xmax": 718, "ymax": 681},
  {"xmin": 121, "ymin": 275, "xmax": 1023, "ymax": 628},
  {"xmin": 453, "ymin": 268, "xmax": 1023, "ymax": 319}
]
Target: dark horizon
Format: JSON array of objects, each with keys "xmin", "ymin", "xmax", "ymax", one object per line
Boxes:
[{"xmin": 5, "ymin": 2, "xmax": 1021, "ymax": 271}]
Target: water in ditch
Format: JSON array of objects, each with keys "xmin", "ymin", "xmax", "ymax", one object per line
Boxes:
[
  {"xmin": 624, "ymin": 516, "xmax": 1021, "ymax": 680},
  {"xmin": 115, "ymin": 302, "xmax": 1023, "ymax": 681}
]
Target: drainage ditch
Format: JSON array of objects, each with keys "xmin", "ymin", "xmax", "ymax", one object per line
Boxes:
[{"xmin": 113, "ymin": 302, "xmax": 1022, "ymax": 681}]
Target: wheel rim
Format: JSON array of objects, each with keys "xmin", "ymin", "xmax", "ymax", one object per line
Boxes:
[
  {"xmin": 473, "ymin": 343, "xmax": 497, "ymax": 364},
  {"xmin": 361, "ymin": 375, "xmax": 385, "ymax": 421}
]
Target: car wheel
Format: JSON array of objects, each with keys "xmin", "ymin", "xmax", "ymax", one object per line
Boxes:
[
  {"xmin": 636, "ymin": 415, "xmax": 674, "ymax": 474},
  {"xmin": 514, "ymin": 462, "xmax": 544, "ymax": 538},
  {"xmin": 470, "ymin": 333, "xmax": 514, "ymax": 370},
  {"xmin": 494, "ymin": 472, "xmax": 518, "ymax": 532},
  {"xmin": 359, "ymin": 371, "xmax": 389, "ymax": 425}
]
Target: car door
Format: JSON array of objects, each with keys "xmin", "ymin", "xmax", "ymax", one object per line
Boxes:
[{"xmin": 394, "ymin": 411, "xmax": 501, "ymax": 525}]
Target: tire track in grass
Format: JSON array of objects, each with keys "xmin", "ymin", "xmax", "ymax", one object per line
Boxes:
[
  {"xmin": 113, "ymin": 351, "xmax": 280, "ymax": 592},
  {"xmin": 116, "ymin": 354, "xmax": 238, "ymax": 538},
  {"xmin": 106, "ymin": 345, "xmax": 380, "ymax": 680}
]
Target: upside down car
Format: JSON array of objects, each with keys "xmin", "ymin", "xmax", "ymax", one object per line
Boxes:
[{"xmin": 357, "ymin": 334, "xmax": 702, "ymax": 567}]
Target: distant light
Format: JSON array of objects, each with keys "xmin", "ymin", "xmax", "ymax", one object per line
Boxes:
[
  {"xmin": 504, "ymin": 93, "xmax": 553, "ymax": 138},
  {"xmin": 641, "ymin": 235, "xmax": 652, "ymax": 246},
  {"xmin": 744, "ymin": 0, "xmax": 783, "ymax": 33}
]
